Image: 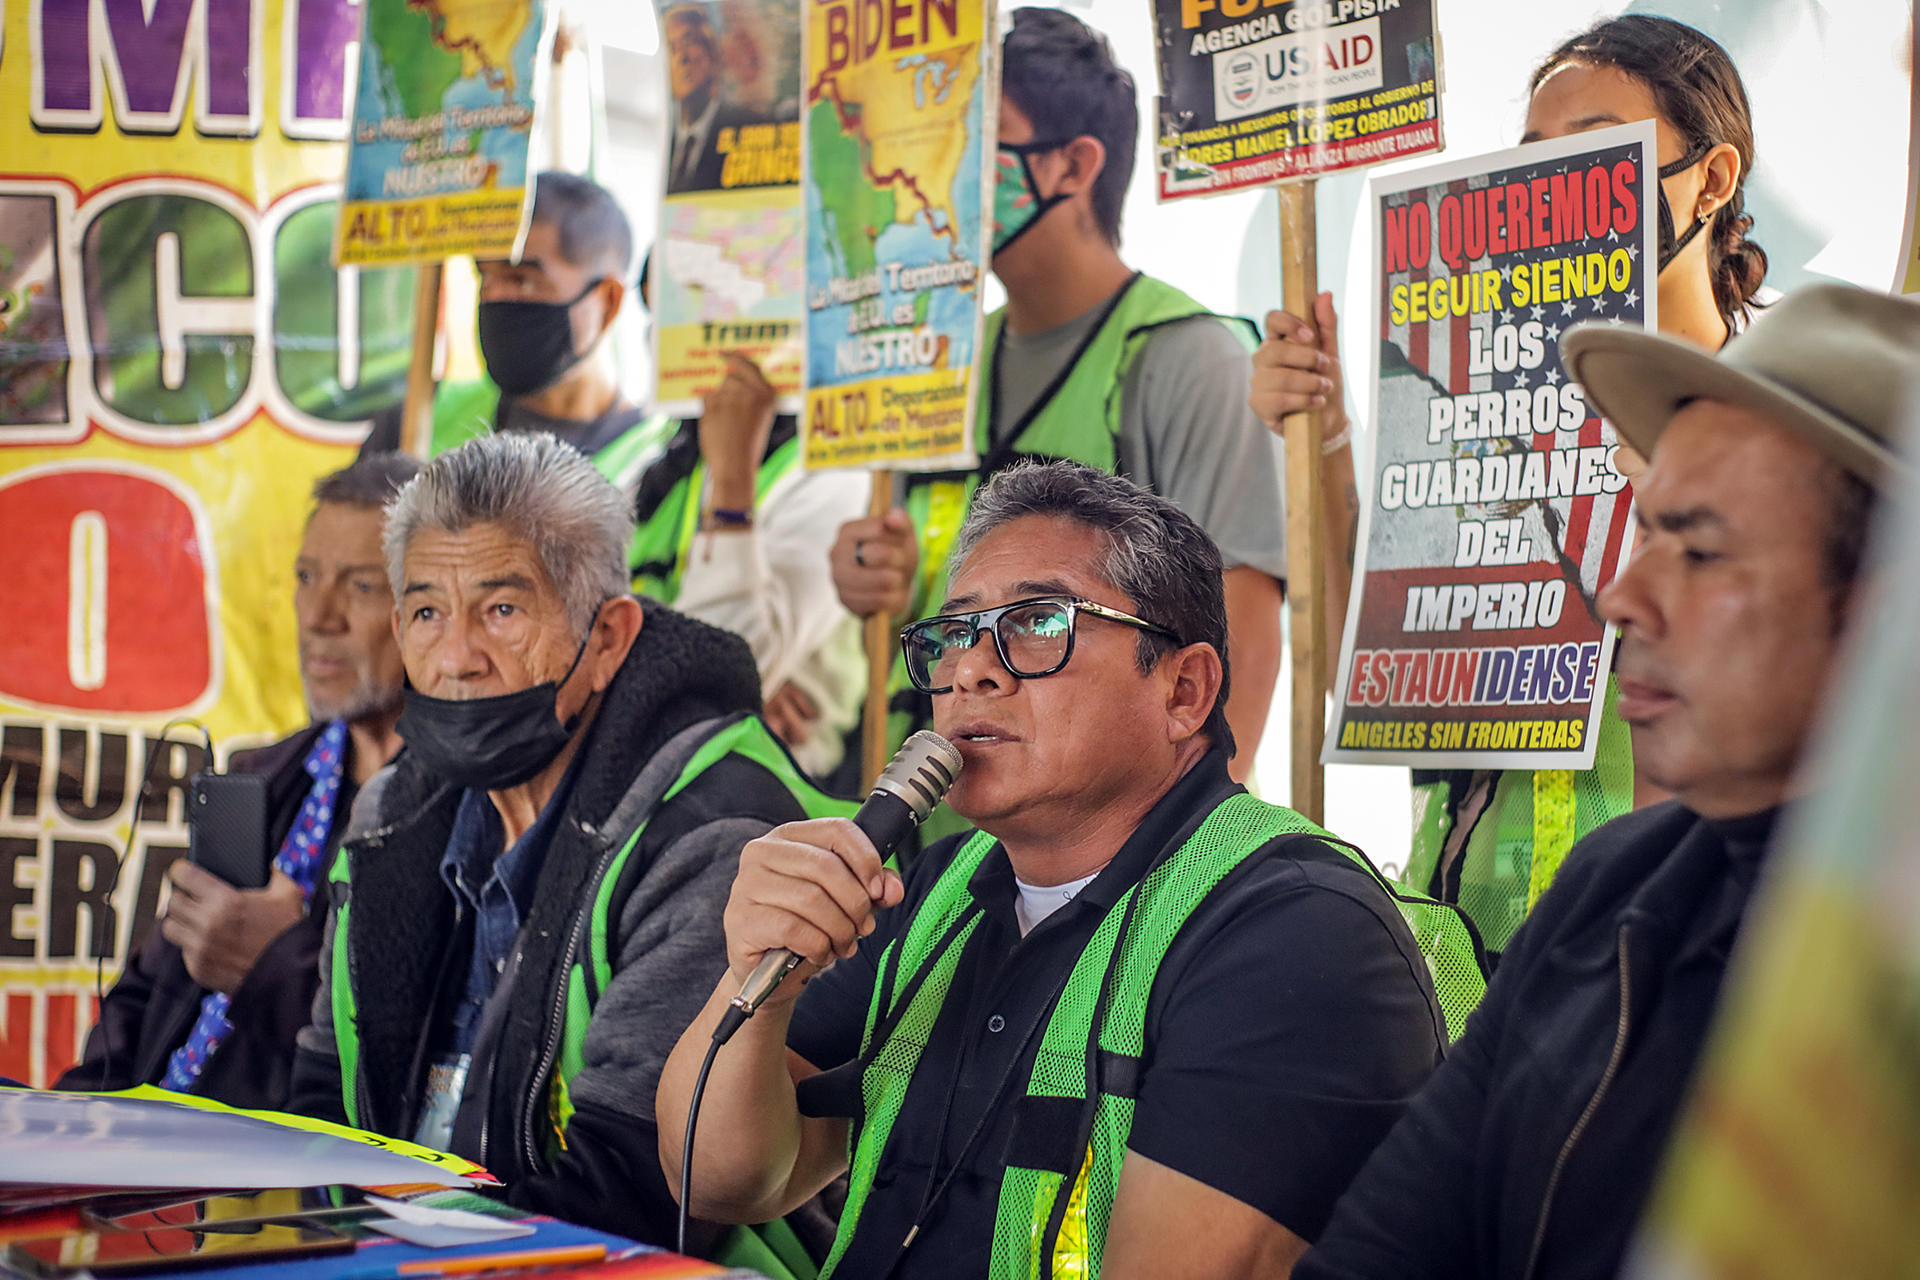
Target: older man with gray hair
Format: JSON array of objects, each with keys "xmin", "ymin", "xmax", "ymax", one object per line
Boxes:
[{"xmin": 290, "ymin": 433, "xmax": 846, "ymax": 1245}]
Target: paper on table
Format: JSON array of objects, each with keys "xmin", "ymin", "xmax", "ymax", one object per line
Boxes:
[
  {"xmin": 363, "ymin": 1198, "xmax": 535, "ymax": 1249},
  {"xmin": 3, "ymin": 1091, "xmax": 475, "ymax": 1189}
]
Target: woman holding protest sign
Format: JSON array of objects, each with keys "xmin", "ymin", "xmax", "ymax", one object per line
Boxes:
[{"xmin": 1251, "ymin": 13, "xmax": 1771, "ymax": 959}]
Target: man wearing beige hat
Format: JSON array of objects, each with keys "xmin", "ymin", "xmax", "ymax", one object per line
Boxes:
[{"xmin": 1296, "ymin": 283, "xmax": 1919, "ymax": 1280}]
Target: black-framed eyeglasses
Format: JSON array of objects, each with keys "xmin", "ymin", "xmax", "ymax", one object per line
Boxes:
[{"xmin": 899, "ymin": 596, "xmax": 1182, "ymax": 695}]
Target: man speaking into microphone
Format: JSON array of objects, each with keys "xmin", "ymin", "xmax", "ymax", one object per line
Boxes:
[{"xmin": 657, "ymin": 462, "xmax": 1446, "ymax": 1278}]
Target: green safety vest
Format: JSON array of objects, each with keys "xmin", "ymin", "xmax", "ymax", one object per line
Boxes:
[
  {"xmin": 426, "ymin": 379, "xmax": 676, "ymax": 492},
  {"xmin": 883, "ymin": 275, "xmax": 1261, "ymax": 763},
  {"xmin": 822, "ymin": 792, "xmax": 1487, "ymax": 1280},
  {"xmin": 327, "ymin": 717, "xmax": 852, "ymax": 1199},
  {"xmin": 1401, "ymin": 677, "xmax": 1636, "ymax": 956},
  {"xmin": 628, "ymin": 429, "xmax": 802, "ymax": 604}
]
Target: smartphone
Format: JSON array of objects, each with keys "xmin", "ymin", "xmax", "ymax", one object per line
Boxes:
[
  {"xmin": 187, "ymin": 772, "xmax": 271, "ymax": 890},
  {"xmin": 4, "ymin": 1222, "xmax": 353, "ymax": 1276},
  {"xmin": 84, "ymin": 1188, "xmax": 370, "ymax": 1234}
]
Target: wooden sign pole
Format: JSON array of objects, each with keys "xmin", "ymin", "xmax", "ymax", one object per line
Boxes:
[
  {"xmin": 401, "ymin": 262, "xmax": 444, "ymax": 458},
  {"xmin": 1278, "ymin": 179, "xmax": 1326, "ymax": 824},
  {"xmin": 860, "ymin": 470, "xmax": 895, "ymax": 789}
]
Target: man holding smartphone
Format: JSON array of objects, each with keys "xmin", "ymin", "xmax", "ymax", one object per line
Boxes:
[{"xmin": 59, "ymin": 454, "xmax": 417, "ymax": 1109}]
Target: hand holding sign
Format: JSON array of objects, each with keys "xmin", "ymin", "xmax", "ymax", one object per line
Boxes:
[
  {"xmin": 1251, "ymin": 292, "xmax": 1346, "ymax": 433},
  {"xmin": 831, "ymin": 509, "xmax": 918, "ymax": 620}
]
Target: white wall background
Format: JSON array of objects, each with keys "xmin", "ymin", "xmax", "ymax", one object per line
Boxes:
[{"xmin": 569, "ymin": 0, "xmax": 1912, "ymax": 871}]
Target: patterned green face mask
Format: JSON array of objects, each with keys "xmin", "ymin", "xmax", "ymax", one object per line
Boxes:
[{"xmin": 993, "ymin": 140, "xmax": 1069, "ymax": 254}]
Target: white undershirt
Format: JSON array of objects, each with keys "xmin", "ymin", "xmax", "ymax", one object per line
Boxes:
[{"xmin": 1014, "ymin": 867, "xmax": 1102, "ymax": 936}]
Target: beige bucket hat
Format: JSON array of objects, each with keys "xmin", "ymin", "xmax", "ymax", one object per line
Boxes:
[{"xmin": 1561, "ymin": 283, "xmax": 1920, "ymax": 486}]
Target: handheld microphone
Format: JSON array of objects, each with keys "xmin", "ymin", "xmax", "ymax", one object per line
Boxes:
[
  {"xmin": 679, "ymin": 731, "xmax": 962, "ymax": 1253},
  {"xmin": 713, "ymin": 730, "xmax": 963, "ymax": 1045}
]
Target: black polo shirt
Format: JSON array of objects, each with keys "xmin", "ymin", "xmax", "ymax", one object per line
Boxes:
[{"xmin": 788, "ymin": 750, "xmax": 1446, "ymax": 1279}]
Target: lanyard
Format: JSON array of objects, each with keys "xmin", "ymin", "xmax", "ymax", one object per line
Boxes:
[{"xmin": 871, "ymin": 916, "xmax": 1082, "ymax": 1279}]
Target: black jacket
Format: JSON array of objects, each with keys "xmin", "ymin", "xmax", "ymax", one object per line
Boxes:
[
  {"xmin": 1299, "ymin": 800, "xmax": 1777, "ymax": 1280},
  {"xmin": 58, "ymin": 723, "xmax": 354, "ymax": 1109},
  {"xmin": 289, "ymin": 603, "xmax": 810, "ymax": 1244}
]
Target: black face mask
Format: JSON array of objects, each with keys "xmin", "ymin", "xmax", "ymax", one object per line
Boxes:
[
  {"xmin": 395, "ymin": 618, "xmax": 598, "ymax": 791},
  {"xmin": 477, "ymin": 279, "xmax": 606, "ymax": 397},
  {"xmin": 1656, "ymin": 141, "xmax": 1714, "ymax": 274}
]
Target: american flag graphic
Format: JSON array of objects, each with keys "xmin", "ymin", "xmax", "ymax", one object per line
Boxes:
[{"xmin": 1379, "ymin": 141, "xmax": 1646, "ymax": 606}]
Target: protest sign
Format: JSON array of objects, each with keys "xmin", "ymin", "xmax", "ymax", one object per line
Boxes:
[
  {"xmin": 1325, "ymin": 122, "xmax": 1656, "ymax": 771},
  {"xmin": 1, "ymin": 0, "xmax": 392, "ymax": 1083},
  {"xmin": 1895, "ymin": 19, "xmax": 1920, "ymax": 295},
  {"xmin": 334, "ymin": 0, "xmax": 552, "ymax": 268},
  {"xmin": 1150, "ymin": 0, "xmax": 1442, "ymax": 199},
  {"xmin": 1627, "ymin": 409, "xmax": 1920, "ymax": 1280},
  {"xmin": 799, "ymin": 0, "xmax": 993, "ymax": 472},
  {"xmin": 653, "ymin": 0, "xmax": 806, "ymax": 415}
]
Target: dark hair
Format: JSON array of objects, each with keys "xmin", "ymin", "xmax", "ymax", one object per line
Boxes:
[
  {"xmin": 663, "ymin": 5, "xmax": 717, "ymax": 58},
  {"xmin": 952, "ymin": 460, "xmax": 1235, "ymax": 755},
  {"xmin": 312, "ymin": 452, "xmax": 421, "ymax": 510},
  {"xmin": 1817, "ymin": 462, "xmax": 1878, "ymax": 631},
  {"xmin": 1001, "ymin": 7, "xmax": 1136, "ymax": 246},
  {"xmin": 1530, "ymin": 15, "xmax": 1766, "ymax": 321},
  {"xmin": 531, "ymin": 171, "xmax": 634, "ymax": 281}
]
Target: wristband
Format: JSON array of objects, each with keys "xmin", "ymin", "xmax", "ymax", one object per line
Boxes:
[
  {"xmin": 1321, "ymin": 423, "xmax": 1353, "ymax": 456},
  {"xmin": 704, "ymin": 506, "xmax": 754, "ymax": 530}
]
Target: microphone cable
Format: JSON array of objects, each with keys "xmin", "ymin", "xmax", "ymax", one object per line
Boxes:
[{"xmin": 674, "ymin": 731, "xmax": 962, "ymax": 1259}]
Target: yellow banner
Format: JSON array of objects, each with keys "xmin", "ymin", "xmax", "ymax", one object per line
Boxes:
[
  {"xmin": 802, "ymin": 369, "xmax": 971, "ymax": 469},
  {"xmin": 1, "ymin": 0, "xmax": 395, "ymax": 1084},
  {"xmin": 336, "ymin": 190, "xmax": 531, "ymax": 267}
]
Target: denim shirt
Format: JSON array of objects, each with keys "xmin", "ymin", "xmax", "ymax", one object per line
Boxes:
[{"xmin": 436, "ymin": 769, "xmax": 577, "ymax": 1056}]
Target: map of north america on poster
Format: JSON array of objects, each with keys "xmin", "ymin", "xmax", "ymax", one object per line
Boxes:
[
  {"xmin": 336, "ymin": 0, "xmax": 548, "ymax": 265},
  {"xmin": 802, "ymin": 0, "xmax": 992, "ymax": 470}
]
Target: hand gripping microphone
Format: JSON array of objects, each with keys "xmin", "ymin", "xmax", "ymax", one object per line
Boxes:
[
  {"xmin": 712, "ymin": 730, "xmax": 964, "ymax": 1047},
  {"xmin": 679, "ymin": 732, "xmax": 961, "ymax": 1253}
]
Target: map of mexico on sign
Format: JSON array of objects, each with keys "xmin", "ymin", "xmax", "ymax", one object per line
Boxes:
[
  {"xmin": 334, "ymin": 0, "xmax": 553, "ymax": 267},
  {"xmin": 1152, "ymin": 0, "xmax": 1442, "ymax": 199},
  {"xmin": 800, "ymin": 0, "xmax": 993, "ymax": 471},
  {"xmin": 653, "ymin": 0, "xmax": 807, "ymax": 415},
  {"xmin": 1326, "ymin": 123, "xmax": 1657, "ymax": 771}
]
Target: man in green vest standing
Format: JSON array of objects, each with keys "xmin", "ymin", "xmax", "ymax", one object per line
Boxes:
[
  {"xmin": 830, "ymin": 9, "xmax": 1288, "ymax": 781},
  {"xmin": 363, "ymin": 172, "xmax": 665, "ymax": 490},
  {"xmin": 660, "ymin": 462, "xmax": 1446, "ymax": 1278},
  {"xmin": 290, "ymin": 433, "xmax": 851, "ymax": 1249}
]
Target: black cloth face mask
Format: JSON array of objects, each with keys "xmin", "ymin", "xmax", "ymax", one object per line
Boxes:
[
  {"xmin": 396, "ymin": 615, "xmax": 599, "ymax": 792},
  {"xmin": 1656, "ymin": 141, "xmax": 1714, "ymax": 274},
  {"xmin": 477, "ymin": 279, "xmax": 607, "ymax": 397}
]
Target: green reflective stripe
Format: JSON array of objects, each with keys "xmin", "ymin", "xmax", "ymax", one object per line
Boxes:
[
  {"xmin": 719, "ymin": 1219, "xmax": 821, "ymax": 1280},
  {"xmin": 553, "ymin": 963, "xmax": 591, "ymax": 1140},
  {"xmin": 583, "ymin": 715, "xmax": 855, "ymax": 1000},
  {"xmin": 326, "ymin": 846, "xmax": 362, "ymax": 1127},
  {"xmin": 821, "ymin": 830, "xmax": 997, "ymax": 1278},
  {"xmin": 629, "ymin": 434, "xmax": 803, "ymax": 603},
  {"xmin": 331, "ymin": 895, "xmax": 360, "ymax": 1128},
  {"xmin": 429, "ymin": 380, "xmax": 499, "ymax": 456},
  {"xmin": 1404, "ymin": 675, "xmax": 1636, "ymax": 954},
  {"xmin": 592, "ymin": 413, "xmax": 677, "ymax": 490},
  {"xmin": 990, "ymin": 794, "xmax": 1326, "ymax": 1280}
]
